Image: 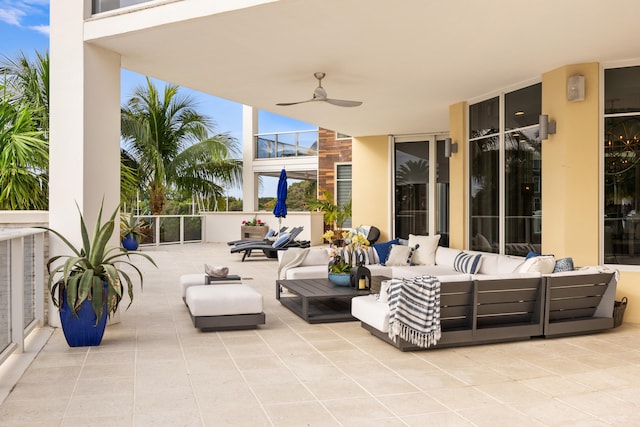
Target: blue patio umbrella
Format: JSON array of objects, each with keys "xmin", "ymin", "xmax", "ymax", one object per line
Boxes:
[{"xmin": 273, "ymin": 169, "xmax": 288, "ymax": 229}]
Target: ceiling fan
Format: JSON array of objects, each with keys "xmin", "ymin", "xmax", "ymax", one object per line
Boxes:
[{"xmin": 276, "ymin": 72, "xmax": 362, "ymax": 107}]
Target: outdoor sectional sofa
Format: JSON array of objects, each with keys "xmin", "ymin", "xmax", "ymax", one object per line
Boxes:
[{"xmin": 278, "ymin": 240, "xmax": 618, "ymax": 351}]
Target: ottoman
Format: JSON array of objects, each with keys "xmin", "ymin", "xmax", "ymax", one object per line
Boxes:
[
  {"xmin": 185, "ymin": 284, "xmax": 265, "ymax": 331},
  {"xmin": 179, "ymin": 273, "xmax": 242, "ymax": 299}
]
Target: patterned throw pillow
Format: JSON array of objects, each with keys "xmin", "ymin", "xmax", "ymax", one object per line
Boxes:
[
  {"xmin": 453, "ymin": 252, "xmax": 482, "ymax": 274},
  {"xmin": 553, "ymin": 257, "xmax": 574, "ymax": 273},
  {"xmin": 385, "ymin": 244, "xmax": 419, "ymax": 266},
  {"xmin": 372, "ymin": 238, "xmax": 400, "ymax": 265}
]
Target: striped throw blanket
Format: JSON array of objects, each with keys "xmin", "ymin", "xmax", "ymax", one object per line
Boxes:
[{"xmin": 388, "ymin": 275, "xmax": 441, "ymax": 348}]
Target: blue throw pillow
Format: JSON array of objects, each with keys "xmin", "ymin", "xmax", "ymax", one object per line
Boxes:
[
  {"xmin": 265, "ymin": 229, "xmax": 276, "ymax": 238},
  {"xmin": 373, "ymin": 238, "xmax": 399, "ymax": 265},
  {"xmin": 453, "ymin": 252, "xmax": 482, "ymax": 274},
  {"xmin": 272, "ymin": 233, "xmax": 290, "ymax": 248},
  {"xmin": 553, "ymin": 257, "xmax": 574, "ymax": 272}
]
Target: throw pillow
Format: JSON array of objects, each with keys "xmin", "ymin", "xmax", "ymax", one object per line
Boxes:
[
  {"xmin": 515, "ymin": 255, "xmax": 556, "ymax": 274},
  {"xmin": 264, "ymin": 229, "xmax": 276, "ymax": 239},
  {"xmin": 453, "ymin": 252, "xmax": 482, "ymax": 274},
  {"xmin": 352, "ymin": 247, "xmax": 376, "ymax": 265},
  {"xmin": 372, "ymin": 238, "xmax": 399, "ymax": 265},
  {"xmin": 553, "ymin": 257, "xmax": 574, "ymax": 273},
  {"xmin": 385, "ymin": 244, "xmax": 418, "ymax": 266},
  {"xmin": 377, "ymin": 279, "xmax": 395, "ymax": 304},
  {"xmin": 408, "ymin": 234, "xmax": 441, "ymax": 265},
  {"xmin": 272, "ymin": 233, "xmax": 291, "ymax": 248},
  {"xmin": 204, "ymin": 264, "xmax": 229, "ymax": 277}
]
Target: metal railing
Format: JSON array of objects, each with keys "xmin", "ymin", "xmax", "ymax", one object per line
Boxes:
[
  {"xmin": 135, "ymin": 215, "xmax": 204, "ymax": 245},
  {"xmin": 0, "ymin": 229, "xmax": 45, "ymax": 365},
  {"xmin": 255, "ymin": 130, "xmax": 318, "ymax": 159}
]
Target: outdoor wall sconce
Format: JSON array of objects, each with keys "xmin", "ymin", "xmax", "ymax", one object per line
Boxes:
[
  {"xmin": 350, "ymin": 266, "xmax": 371, "ymax": 290},
  {"xmin": 567, "ymin": 74, "xmax": 585, "ymax": 102},
  {"xmin": 539, "ymin": 114, "xmax": 556, "ymax": 140},
  {"xmin": 445, "ymin": 137, "xmax": 458, "ymax": 157}
]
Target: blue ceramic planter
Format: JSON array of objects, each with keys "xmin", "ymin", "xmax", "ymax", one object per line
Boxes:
[
  {"xmin": 122, "ymin": 234, "xmax": 139, "ymax": 251},
  {"xmin": 328, "ymin": 273, "xmax": 351, "ymax": 286},
  {"xmin": 59, "ymin": 286, "xmax": 108, "ymax": 347}
]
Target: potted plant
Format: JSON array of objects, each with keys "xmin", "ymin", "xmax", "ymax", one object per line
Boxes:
[
  {"xmin": 308, "ymin": 190, "xmax": 352, "ymax": 242},
  {"xmin": 120, "ymin": 211, "xmax": 150, "ymax": 250},
  {"xmin": 42, "ymin": 201, "xmax": 156, "ymax": 347},
  {"xmin": 240, "ymin": 215, "xmax": 269, "ymax": 240}
]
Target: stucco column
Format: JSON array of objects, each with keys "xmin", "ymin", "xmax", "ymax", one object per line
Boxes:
[
  {"xmin": 49, "ymin": 2, "xmax": 121, "ymax": 326},
  {"xmin": 242, "ymin": 105, "xmax": 258, "ymax": 211}
]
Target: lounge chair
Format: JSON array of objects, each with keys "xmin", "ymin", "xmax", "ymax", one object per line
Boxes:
[
  {"xmin": 230, "ymin": 227, "xmax": 309, "ymax": 261},
  {"xmin": 226, "ymin": 227, "xmax": 287, "ymax": 247}
]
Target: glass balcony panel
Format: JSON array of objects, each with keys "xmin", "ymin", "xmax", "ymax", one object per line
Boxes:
[
  {"xmin": 23, "ymin": 236, "xmax": 35, "ymax": 326},
  {"xmin": 255, "ymin": 131, "xmax": 318, "ymax": 159},
  {"xmin": 184, "ymin": 217, "xmax": 203, "ymax": 242},
  {"xmin": 93, "ymin": 0, "xmax": 154, "ymax": 14},
  {"xmin": 159, "ymin": 217, "xmax": 180, "ymax": 244}
]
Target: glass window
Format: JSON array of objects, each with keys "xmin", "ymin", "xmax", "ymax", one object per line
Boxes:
[
  {"xmin": 469, "ymin": 83, "xmax": 542, "ymax": 256},
  {"xmin": 603, "ymin": 77, "xmax": 640, "ymax": 265},
  {"xmin": 336, "ymin": 164, "xmax": 352, "ymax": 229},
  {"xmin": 469, "ymin": 136, "xmax": 499, "ymax": 253},
  {"xmin": 605, "ymin": 67, "xmax": 640, "ymax": 114},
  {"xmin": 469, "ymin": 97, "xmax": 499, "ymax": 138},
  {"xmin": 395, "ymin": 141, "xmax": 429, "ymax": 239}
]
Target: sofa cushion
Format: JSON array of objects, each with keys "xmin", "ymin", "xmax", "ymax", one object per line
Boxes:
[
  {"xmin": 352, "ymin": 294, "xmax": 390, "ymax": 333},
  {"xmin": 391, "ymin": 265, "xmax": 460, "ymax": 279},
  {"xmin": 385, "ymin": 244, "xmax": 417, "ymax": 266},
  {"xmin": 372, "ymin": 238, "xmax": 399, "ymax": 265},
  {"xmin": 435, "ymin": 247, "xmax": 463, "ymax": 269},
  {"xmin": 497, "ymin": 255, "xmax": 526, "ymax": 274},
  {"xmin": 516, "ymin": 255, "xmax": 556, "ymax": 274},
  {"xmin": 473, "ymin": 271, "xmax": 541, "ymax": 280},
  {"xmin": 285, "ymin": 265, "xmax": 328, "ymax": 280},
  {"xmin": 453, "ymin": 252, "xmax": 482, "ymax": 274},
  {"xmin": 408, "ymin": 234, "xmax": 441, "ymax": 265},
  {"xmin": 300, "ymin": 248, "xmax": 329, "ymax": 266}
]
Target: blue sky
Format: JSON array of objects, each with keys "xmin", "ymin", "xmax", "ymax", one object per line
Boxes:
[{"xmin": 0, "ymin": 1, "xmax": 314, "ymax": 199}]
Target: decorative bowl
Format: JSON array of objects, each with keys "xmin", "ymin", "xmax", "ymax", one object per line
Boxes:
[{"xmin": 328, "ymin": 272, "xmax": 351, "ymax": 287}]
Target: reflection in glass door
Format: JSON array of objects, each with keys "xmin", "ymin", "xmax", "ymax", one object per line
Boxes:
[{"xmin": 394, "ymin": 135, "xmax": 450, "ymax": 245}]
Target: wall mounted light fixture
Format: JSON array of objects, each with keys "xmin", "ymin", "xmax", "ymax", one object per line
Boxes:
[
  {"xmin": 445, "ymin": 137, "xmax": 458, "ymax": 157},
  {"xmin": 567, "ymin": 74, "xmax": 585, "ymax": 102},
  {"xmin": 539, "ymin": 114, "xmax": 556, "ymax": 140}
]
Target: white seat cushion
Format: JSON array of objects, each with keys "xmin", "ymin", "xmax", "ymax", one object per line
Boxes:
[
  {"xmin": 180, "ymin": 274, "xmax": 207, "ymax": 297},
  {"xmin": 351, "ymin": 294, "xmax": 390, "ymax": 333},
  {"xmin": 186, "ymin": 285, "xmax": 263, "ymax": 317}
]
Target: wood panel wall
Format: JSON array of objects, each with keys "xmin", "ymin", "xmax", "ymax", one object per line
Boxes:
[{"xmin": 318, "ymin": 128, "xmax": 352, "ymax": 198}]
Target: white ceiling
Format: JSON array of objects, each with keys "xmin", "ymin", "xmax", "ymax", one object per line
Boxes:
[{"xmin": 87, "ymin": 0, "xmax": 640, "ymax": 137}]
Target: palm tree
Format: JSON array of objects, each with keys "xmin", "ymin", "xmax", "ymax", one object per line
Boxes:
[
  {"xmin": 0, "ymin": 50, "xmax": 49, "ymax": 135},
  {"xmin": 121, "ymin": 78, "xmax": 242, "ymax": 214},
  {"xmin": 0, "ymin": 51, "xmax": 49, "ymax": 210},
  {"xmin": 0, "ymin": 99, "xmax": 48, "ymax": 209}
]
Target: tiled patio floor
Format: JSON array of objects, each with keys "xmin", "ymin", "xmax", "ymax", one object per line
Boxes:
[{"xmin": 1, "ymin": 243, "xmax": 639, "ymax": 426}]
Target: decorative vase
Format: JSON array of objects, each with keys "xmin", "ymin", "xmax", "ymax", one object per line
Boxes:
[
  {"xmin": 59, "ymin": 284, "xmax": 108, "ymax": 347},
  {"xmin": 122, "ymin": 234, "xmax": 139, "ymax": 251},
  {"xmin": 328, "ymin": 272, "xmax": 351, "ymax": 286}
]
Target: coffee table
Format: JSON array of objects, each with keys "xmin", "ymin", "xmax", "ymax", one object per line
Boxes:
[{"xmin": 276, "ymin": 276, "xmax": 388, "ymax": 323}]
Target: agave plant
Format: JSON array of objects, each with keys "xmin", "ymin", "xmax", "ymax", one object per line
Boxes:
[{"xmin": 42, "ymin": 201, "xmax": 157, "ymax": 324}]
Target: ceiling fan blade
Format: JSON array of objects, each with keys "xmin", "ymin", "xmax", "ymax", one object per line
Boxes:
[
  {"xmin": 276, "ymin": 99, "xmax": 315, "ymax": 106},
  {"xmin": 325, "ymin": 98, "xmax": 363, "ymax": 107}
]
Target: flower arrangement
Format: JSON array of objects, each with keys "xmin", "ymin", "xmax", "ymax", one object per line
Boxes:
[
  {"xmin": 242, "ymin": 216, "xmax": 264, "ymax": 226},
  {"xmin": 328, "ymin": 229, "xmax": 370, "ymax": 274}
]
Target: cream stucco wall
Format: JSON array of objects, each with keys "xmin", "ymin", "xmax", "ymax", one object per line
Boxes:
[
  {"xmin": 449, "ymin": 102, "xmax": 467, "ymax": 249},
  {"xmin": 352, "ymin": 135, "xmax": 391, "ymax": 241},
  {"xmin": 541, "ymin": 63, "xmax": 600, "ymax": 264}
]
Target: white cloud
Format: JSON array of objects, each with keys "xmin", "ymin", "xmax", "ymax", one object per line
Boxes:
[
  {"xmin": 29, "ymin": 24, "xmax": 49, "ymax": 35},
  {"xmin": 0, "ymin": 8, "xmax": 25, "ymax": 26},
  {"xmin": 0, "ymin": 0, "xmax": 48, "ymax": 36}
]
